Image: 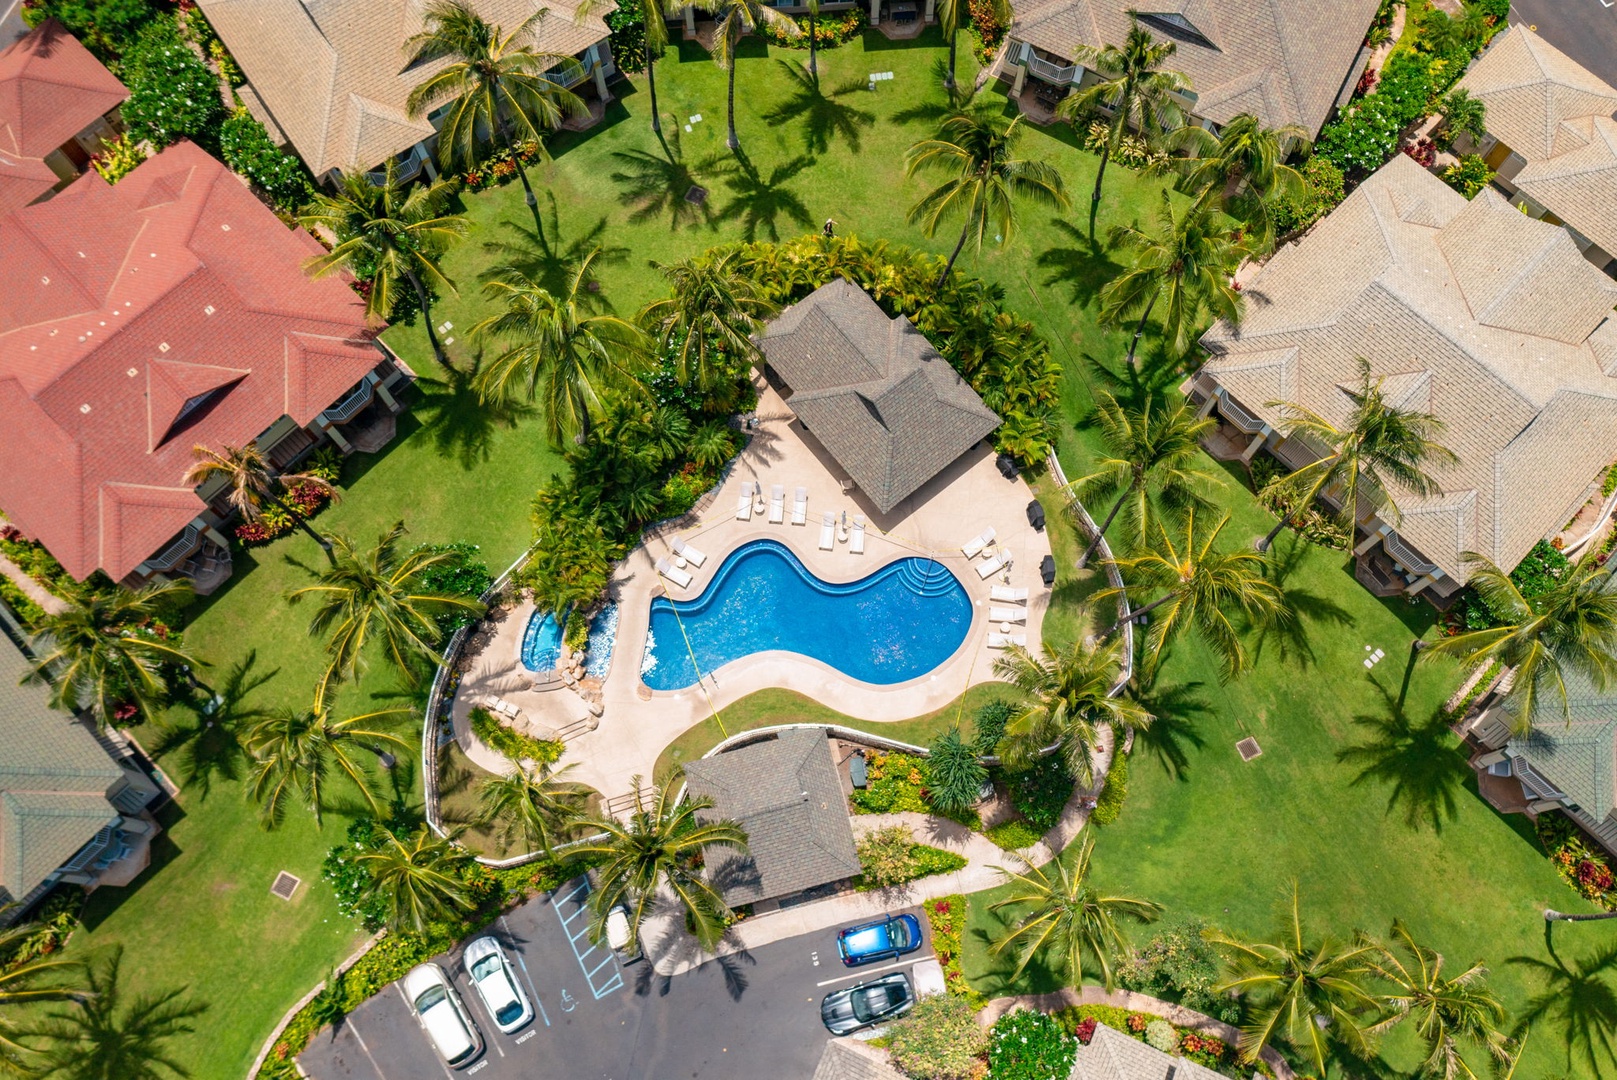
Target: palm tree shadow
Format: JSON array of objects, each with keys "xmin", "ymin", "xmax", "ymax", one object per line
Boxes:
[
  {"xmin": 1509, "ymin": 939, "xmax": 1617, "ymax": 1077},
  {"xmin": 1335, "ymin": 674, "xmax": 1472, "ymax": 833},
  {"xmin": 410, "ymin": 349, "xmax": 538, "ymax": 469},
  {"xmin": 478, "ymin": 195, "xmax": 629, "ymax": 310},
  {"xmin": 715, "ymin": 149, "xmax": 815, "ymax": 241},
  {"xmin": 610, "ymin": 119, "xmax": 731, "ymax": 232},
  {"xmin": 890, "ymin": 60, "xmax": 979, "ymax": 125},
  {"xmin": 1036, "ymin": 219, "xmax": 1123, "ymax": 306},
  {"xmin": 761, "ymin": 63, "xmax": 875, "ymax": 155},
  {"xmin": 1248, "ymin": 532, "xmax": 1354, "ymax": 668},
  {"xmin": 633, "ymin": 918, "xmax": 756, "ymax": 1002},
  {"xmin": 1086, "ymin": 343, "xmax": 1192, "ymax": 412},
  {"xmin": 153, "ymin": 651, "xmax": 275, "ymax": 799},
  {"xmin": 1129, "ymin": 672, "xmax": 1210, "ymax": 781}
]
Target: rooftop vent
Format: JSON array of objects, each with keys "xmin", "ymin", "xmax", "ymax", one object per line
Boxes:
[
  {"xmin": 204, "ymin": 305, "xmax": 215, "ymax": 316},
  {"xmin": 158, "ymin": 343, "xmax": 170, "ymax": 353},
  {"xmin": 79, "ymin": 404, "xmax": 91, "ymax": 414}
]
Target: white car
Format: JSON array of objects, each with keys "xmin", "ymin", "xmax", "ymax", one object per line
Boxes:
[
  {"xmin": 463, "ymin": 936, "xmax": 534, "ymax": 1034},
  {"xmin": 402, "ymin": 963, "xmax": 483, "ymax": 1068}
]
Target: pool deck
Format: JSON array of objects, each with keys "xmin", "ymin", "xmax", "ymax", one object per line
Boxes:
[{"xmin": 448, "ymin": 377, "xmax": 1054, "ymax": 805}]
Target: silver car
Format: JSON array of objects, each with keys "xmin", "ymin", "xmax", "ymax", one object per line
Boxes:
[
  {"xmin": 463, "ymin": 936, "xmax": 534, "ymax": 1034},
  {"xmin": 401, "ymin": 964, "xmax": 483, "ymax": 1068}
]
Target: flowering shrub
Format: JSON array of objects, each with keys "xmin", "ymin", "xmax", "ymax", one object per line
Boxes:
[
  {"xmin": 1541, "ymin": 813, "xmax": 1617, "ymax": 909},
  {"xmin": 461, "ymin": 140, "xmax": 546, "ymax": 191},
  {"xmin": 1083, "ymin": 122, "xmax": 1169, "ymax": 172},
  {"xmin": 1117, "ymin": 917, "xmax": 1238, "ymax": 1021},
  {"xmin": 1271, "ymin": 156, "xmax": 1345, "ymax": 238},
  {"xmin": 1056, "ymin": 1006, "xmax": 1233, "ymax": 1073},
  {"xmin": 119, "ymin": 15, "xmax": 226, "ymax": 150},
  {"xmin": 885, "ymin": 992, "xmax": 987, "ymax": 1080},
  {"xmin": 1402, "ymin": 136, "xmax": 1436, "ymax": 167},
  {"xmin": 1355, "ymin": 66, "xmax": 1378, "ymax": 97},
  {"xmin": 221, "ymin": 107, "xmax": 312, "ymax": 211},
  {"xmin": 1442, "ymin": 153, "xmax": 1494, "ymax": 199},
  {"xmin": 925, "ymin": 896, "xmax": 988, "ymax": 1009},
  {"xmin": 1146, "ymin": 1019, "xmax": 1179, "ymax": 1053},
  {"xmin": 90, "ymin": 134, "xmax": 148, "ymax": 183},
  {"xmin": 1074, "ymin": 1017, "xmax": 1097, "ymax": 1044},
  {"xmin": 1003, "ymin": 752, "xmax": 1074, "ymax": 831},
  {"xmin": 987, "ymin": 1010, "xmax": 1075, "ymax": 1080},
  {"xmin": 968, "ymin": 0, "xmax": 1008, "ymax": 63},
  {"xmin": 761, "ymin": 8, "xmax": 866, "ymax": 49}
]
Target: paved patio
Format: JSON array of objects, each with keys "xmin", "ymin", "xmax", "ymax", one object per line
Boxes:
[{"xmin": 448, "ymin": 376, "xmax": 1054, "ymax": 804}]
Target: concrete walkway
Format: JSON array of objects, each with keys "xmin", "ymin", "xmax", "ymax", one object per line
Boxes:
[{"xmin": 0, "ymin": 553, "xmax": 66, "ymax": 616}]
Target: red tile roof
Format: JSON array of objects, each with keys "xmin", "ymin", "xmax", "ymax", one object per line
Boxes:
[
  {"xmin": 0, "ymin": 140, "xmax": 385, "ymax": 582},
  {"xmin": 0, "ymin": 20, "xmax": 127, "ymax": 215}
]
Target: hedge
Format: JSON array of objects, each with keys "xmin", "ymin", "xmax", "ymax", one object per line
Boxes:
[{"xmin": 1091, "ymin": 745, "xmax": 1128, "ymax": 825}]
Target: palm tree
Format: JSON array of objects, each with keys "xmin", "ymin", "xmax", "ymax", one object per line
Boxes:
[
  {"xmin": 641, "ymin": 249, "xmax": 779, "ymax": 393},
  {"xmin": 472, "ymin": 248, "xmax": 652, "ymax": 445},
  {"xmin": 1101, "ymin": 508, "xmax": 1287, "ymax": 682},
  {"xmin": 358, "ymin": 825, "xmax": 475, "ymax": 933},
  {"xmin": 1368, "ymin": 920, "xmax": 1512, "ymax": 1080},
  {"xmin": 1100, "ymin": 191, "xmax": 1246, "ymax": 364},
  {"xmin": 570, "ymin": 779, "xmax": 748, "ymax": 952},
  {"xmin": 1422, "ymin": 551, "xmax": 1617, "ymax": 733},
  {"xmin": 905, "ymin": 109, "xmax": 1069, "ymax": 289},
  {"xmin": 802, "ymin": 0, "xmax": 821, "ymax": 82},
  {"xmin": 243, "ymin": 700, "xmax": 409, "ymax": 827},
  {"xmin": 1437, "ymin": 88, "xmax": 1487, "ymax": 150},
  {"xmin": 579, "ymin": 0, "xmax": 676, "ymax": 135},
  {"xmin": 182, "ymin": 443, "xmax": 338, "ymax": 562},
  {"xmin": 25, "ymin": 580, "xmax": 198, "ymax": 726},
  {"xmin": 1074, "ymin": 390, "xmax": 1218, "ymax": 566},
  {"xmin": 1257, "ymin": 358, "xmax": 1458, "ymax": 552},
  {"xmin": 286, "ymin": 521, "xmax": 486, "ymax": 692},
  {"xmin": 934, "ymin": 0, "xmax": 1006, "ymax": 90},
  {"xmin": 702, "ymin": 0, "xmax": 799, "ymax": 151},
  {"xmin": 1055, "ymin": 14, "xmax": 1189, "ymax": 228},
  {"xmin": 1208, "ymin": 884, "xmax": 1380, "ymax": 1077},
  {"xmin": 27, "ymin": 949, "xmax": 203, "ymax": 1080},
  {"xmin": 298, "ymin": 164, "xmax": 468, "ymax": 369},
  {"xmin": 0, "ymin": 905, "xmax": 84, "ymax": 1073},
  {"xmin": 1165, "ymin": 113, "xmax": 1309, "ymax": 249},
  {"xmin": 989, "ymin": 834, "xmax": 1161, "ymax": 986},
  {"xmin": 991, "ymin": 639, "xmax": 1150, "ymax": 788},
  {"xmin": 405, "ymin": 0, "xmax": 586, "ymax": 239},
  {"xmin": 476, "ymin": 760, "xmax": 589, "ymax": 856},
  {"xmin": 925, "ymin": 727, "xmax": 987, "ymax": 813}
]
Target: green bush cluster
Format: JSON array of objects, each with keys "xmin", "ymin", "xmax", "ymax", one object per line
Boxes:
[
  {"xmin": 119, "ymin": 15, "xmax": 226, "ymax": 150},
  {"xmin": 0, "ymin": 886, "xmax": 84, "ymax": 970},
  {"xmin": 21, "ymin": 0, "xmax": 157, "ymax": 62},
  {"xmin": 1454, "ymin": 539, "xmax": 1568, "ymax": 631},
  {"xmin": 1115, "ymin": 917, "xmax": 1238, "ymax": 1022},
  {"xmin": 469, "ymin": 707, "xmax": 564, "ymax": 768},
  {"xmin": 1270, "ymin": 156, "xmax": 1345, "ymax": 238},
  {"xmin": 1090, "ymin": 748, "xmax": 1128, "ymax": 826},
  {"xmin": 220, "ymin": 107, "xmax": 312, "ymax": 211},
  {"xmin": 926, "ymin": 727, "xmax": 987, "ymax": 813},
  {"xmin": 987, "ymin": 1009, "xmax": 1075, "ymax": 1080},
  {"xmin": 564, "ymin": 608, "xmax": 591, "ymax": 652},
  {"xmin": 972, "ymin": 699, "xmax": 1013, "ymax": 755},
  {"xmin": 605, "ymin": 8, "xmax": 653, "ymax": 75},
  {"xmin": 985, "ymin": 818, "xmax": 1043, "ymax": 851},
  {"xmin": 852, "ymin": 751, "xmax": 933, "ymax": 814},
  {"xmin": 1250, "ymin": 455, "xmax": 1352, "ymax": 551},
  {"xmin": 854, "ymin": 825, "xmax": 967, "ymax": 890},
  {"xmin": 761, "ymin": 8, "xmax": 869, "ymax": 50},
  {"xmin": 924, "ymin": 896, "xmax": 987, "ymax": 1009},
  {"xmin": 1441, "ymin": 153, "xmax": 1494, "ymax": 198},
  {"xmin": 885, "ymin": 993, "xmax": 988, "ymax": 1080},
  {"xmin": 411, "ymin": 541, "xmax": 493, "ymax": 637},
  {"xmin": 1003, "ymin": 753, "xmax": 1074, "ymax": 832}
]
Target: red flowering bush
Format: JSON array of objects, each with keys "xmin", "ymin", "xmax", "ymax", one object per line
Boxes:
[
  {"xmin": 1356, "ymin": 66, "xmax": 1378, "ymax": 96},
  {"xmin": 1402, "ymin": 137, "xmax": 1436, "ymax": 167},
  {"xmin": 113, "ymin": 702, "xmax": 139, "ymax": 723},
  {"xmin": 1579, "ymin": 859, "xmax": 1615, "ymax": 892},
  {"xmin": 1074, "ymin": 1018, "xmax": 1097, "ymax": 1045}
]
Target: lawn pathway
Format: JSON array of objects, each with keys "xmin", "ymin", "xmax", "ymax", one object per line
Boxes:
[{"xmin": 0, "ymin": 554, "xmax": 65, "ymax": 615}]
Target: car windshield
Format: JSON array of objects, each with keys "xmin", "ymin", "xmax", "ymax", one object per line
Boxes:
[
  {"xmin": 889, "ymin": 919, "xmax": 912, "ymax": 949},
  {"xmin": 470, "ymin": 955, "xmax": 503, "ymax": 983},
  {"xmin": 415, "ymin": 985, "xmax": 448, "ymax": 1014},
  {"xmin": 851, "ymin": 984, "xmax": 898, "ymax": 1023}
]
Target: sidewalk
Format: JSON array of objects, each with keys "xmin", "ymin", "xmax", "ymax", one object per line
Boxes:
[{"xmin": 0, "ymin": 554, "xmax": 65, "ymax": 616}]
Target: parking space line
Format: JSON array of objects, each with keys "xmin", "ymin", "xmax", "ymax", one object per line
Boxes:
[
  {"xmin": 345, "ymin": 1020, "xmax": 388, "ymax": 1080},
  {"xmin": 553, "ymin": 878, "xmax": 624, "ymax": 1001},
  {"xmin": 395, "ymin": 984, "xmax": 458, "ymax": 1080},
  {"xmin": 501, "ymin": 915, "xmax": 551, "ymax": 1029},
  {"xmin": 815, "ymin": 956, "xmax": 926, "ymax": 987}
]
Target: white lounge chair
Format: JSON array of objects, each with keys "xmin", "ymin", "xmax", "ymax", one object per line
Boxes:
[
  {"xmin": 736, "ymin": 481, "xmax": 754, "ymax": 521},
  {"xmin": 987, "ymin": 633, "xmax": 1027, "ymax": 649},
  {"xmin": 990, "ymin": 586, "xmax": 1028, "ymax": 603},
  {"xmin": 976, "ymin": 553, "xmax": 1006, "ymax": 579},
  {"xmin": 672, "ymin": 537, "xmax": 707, "ymax": 567},
  {"xmin": 990, "ymin": 606, "xmax": 1027, "ymax": 624},
  {"xmin": 792, "ymin": 486, "xmax": 808, "ymax": 525},
  {"xmin": 656, "ymin": 557, "xmax": 693, "ymax": 589},
  {"xmin": 768, "ymin": 484, "xmax": 785, "ymax": 523},
  {"xmin": 851, "ymin": 515, "xmax": 866, "ymax": 554},
  {"xmin": 961, "ymin": 527, "xmax": 996, "ymax": 559},
  {"xmin": 819, "ymin": 511, "xmax": 836, "ymax": 551}
]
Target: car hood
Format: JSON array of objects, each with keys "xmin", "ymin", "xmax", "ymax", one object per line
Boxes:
[{"xmin": 820, "ymin": 992, "xmax": 857, "ymax": 1030}]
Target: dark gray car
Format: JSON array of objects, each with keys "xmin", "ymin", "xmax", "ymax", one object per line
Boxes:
[{"xmin": 819, "ymin": 972, "xmax": 914, "ymax": 1035}]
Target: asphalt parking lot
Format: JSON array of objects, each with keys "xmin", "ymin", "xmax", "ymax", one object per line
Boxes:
[
  {"xmin": 1510, "ymin": 0, "xmax": 1617, "ymax": 89},
  {"xmin": 299, "ymin": 881, "xmax": 931, "ymax": 1080}
]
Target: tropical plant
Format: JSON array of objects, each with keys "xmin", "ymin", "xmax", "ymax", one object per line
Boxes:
[
  {"xmin": 1206, "ymin": 884, "xmax": 1381, "ymax": 1077},
  {"xmin": 925, "ymin": 727, "xmax": 987, "ymax": 813},
  {"xmin": 1436, "ymin": 88, "xmax": 1487, "ymax": 150},
  {"xmin": 1055, "ymin": 13, "xmax": 1190, "ymax": 225},
  {"xmin": 905, "ymin": 109, "xmax": 1069, "ymax": 289},
  {"xmin": 0, "ymin": 904, "xmax": 85, "ymax": 1073},
  {"xmin": 476, "ymin": 760, "xmax": 589, "ymax": 856},
  {"xmin": 405, "ymin": 0, "xmax": 586, "ymax": 238},
  {"xmin": 989, "ymin": 834, "xmax": 1161, "ymax": 985},
  {"xmin": 1163, "ymin": 113, "xmax": 1309, "ymax": 250},
  {"xmin": 26, "ymin": 948, "xmax": 203, "ymax": 1080},
  {"xmin": 472, "ymin": 248, "xmax": 652, "ymax": 445},
  {"xmin": 802, "ymin": 0, "xmax": 822, "ymax": 81},
  {"xmin": 570, "ymin": 779, "xmax": 748, "ymax": 952},
  {"xmin": 885, "ymin": 992, "xmax": 989, "ymax": 1080},
  {"xmin": 242, "ymin": 701, "xmax": 409, "ymax": 828},
  {"xmin": 1101, "ymin": 508, "xmax": 1287, "ymax": 682},
  {"xmin": 580, "ymin": 0, "xmax": 674, "ymax": 135},
  {"xmin": 1258, "ymin": 357, "xmax": 1458, "ymax": 552},
  {"xmin": 991, "ymin": 639, "xmax": 1149, "ymax": 787},
  {"xmin": 298, "ymin": 164, "xmax": 468, "ymax": 367},
  {"xmin": 183, "ymin": 443, "xmax": 339, "ymax": 561},
  {"xmin": 701, "ymin": 0, "xmax": 799, "ymax": 150},
  {"xmin": 935, "ymin": 0, "xmax": 1005, "ymax": 90},
  {"xmin": 1368, "ymin": 920, "xmax": 1512, "ymax": 1080},
  {"xmin": 357, "ymin": 825, "xmax": 475, "ymax": 933},
  {"xmin": 286, "ymin": 521, "xmax": 486, "ymax": 692},
  {"xmin": 1074, "ymin": 390, "xmax": 1218, "ymax": 565},
  {"xmin": 24, "ymin": 580, "xmax": 197, "ymax": 726},
  {"xmin": 1423, "ymin": 550, "xmax": 1617, "ymax": 734},
  {"xmin": 1100, "ymin": 191, "xmax": 1246, "ymax": 363},
  {"xmin": 642, "ymin": 249, "xmax": 779, "ymax": 393}
]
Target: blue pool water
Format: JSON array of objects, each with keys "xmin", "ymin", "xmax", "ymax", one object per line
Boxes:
[
  {"xmin": 584, "ymin": 603, "xmax": 619, "ymax": 679},
  {"xmin": 520, "ymin": 609, "xmax": 563, "ymax": 672},
  {"xmin": 640, "ymin": 539, "xmax": 972, "ymax": 691}
]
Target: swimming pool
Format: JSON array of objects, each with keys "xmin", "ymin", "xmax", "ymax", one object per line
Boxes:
[
  {"xmin": 640, "ymin": 539, "xmax": 973, "ymax": 691},
  {"xmin": 520, "ymin": 609, "xmax": 564, "ymax": 672}
]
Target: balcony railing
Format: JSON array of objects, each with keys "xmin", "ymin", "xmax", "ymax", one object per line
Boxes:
[
  {"xmin": 1215, "ymin": 390, "xmax": 1266, "ymax": 434},
  {"xmin": 59, "ymin": 821, "xmax": 119, "ymax": 874},
  {"xmin": 145, "ymin": 523, "xmax": 203, "ymax": 573},
  {"xmin": 1383, "ymin": 531, "xmax": 1438, "ymax": 576},
  {"xmin": 1026, "ymin": 55, "xmax": 1080, "ymax": 86},
  {"xmin": 543, "ymin": 59, "xmax": 593, "ymax": 90},
  {"xmin": 321, "ymin": 380, "xmax": 374, "ymax": 425}
]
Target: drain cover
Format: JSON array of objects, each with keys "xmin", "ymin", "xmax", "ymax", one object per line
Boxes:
[
  {"xmin": 684, "ymin": 185, "xmax": 708, "ymax": 205},
  {"xmin": 1236, "ymin": 737, "xmax": 1262, "ymax": 762},
  {"xmin": 270, "ymin": 871, "xmax": 302, "ymax": 901}
]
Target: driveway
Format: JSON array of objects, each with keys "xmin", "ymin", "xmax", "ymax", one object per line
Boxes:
[
  {"xmin": 1510, "ymin": 0, "xmax": 1617, "ymax": 87},
  {"xmin": 298, "ymin": 879, "xmax": 931, "ymax": 1080}
]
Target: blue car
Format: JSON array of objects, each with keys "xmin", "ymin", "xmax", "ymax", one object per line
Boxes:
[{"xmin": 836, "ymin": 913, "xmax": 923, "ymax": 966}]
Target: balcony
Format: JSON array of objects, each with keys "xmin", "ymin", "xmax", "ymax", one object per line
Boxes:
[
  {"xmin": 1383, "ymin": 531, "xmax": 1438, "ymax": 576},
  {"xmin": 1215, "ymin": 390, "xmax": 1266, "ymax": 434},
  {"xmin": 1026, "ymin": 54, "xmax": 1080, "ymax": 86},
  {"xmin": 543, "ymin": 58, "xmax": 592, "ymax": 91},
  {"xmin": 144, "ymin": 523, "xmax": 203, "ymax": 573},
  {"xmin": 321, "ymin": 379, "xmax": 374, "ymax": 425}
]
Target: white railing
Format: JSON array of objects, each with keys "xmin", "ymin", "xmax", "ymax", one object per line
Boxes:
[
  {"xmin": 1027, "ymin": 55, "xmax": 1080, "ymax": 86},
  {"xmin": 321, "ymin": 380, "xmax": 373, "ymax": 425},
  {"xmin": 1215, "ymin": 390, "xmax": 1266, "ymax": 435},
  {"xmin": 144, "ymin": 523, "xmax": 203, "ymax": 572},
  {"xmin": 544, "ymin": 59, "xmax": 593, "ymax": 90},
  {"xmin": 1383, "ymin": 531, "xmax": 1438, "ymax": 576}
]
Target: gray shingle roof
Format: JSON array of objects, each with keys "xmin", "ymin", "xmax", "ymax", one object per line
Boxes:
[
  {"xmin": 1199, "ymin": 154, "xmax": 1617, "ymax": 584},
  {"xmin": 760, "ymin": 279, "xmax": 1001, "ymax": 515},
  {"xmin": 1505, "ymin": 660, "xmax": 1617, "ymax": 822},
  {"xmin": 813, "ymin": 1040, "xmax": 906, "ymax": 1080},
  {"xmin": 0, "ymin": 604, "xmax": 122, "ymax": 902},
  {"xmin": 196, "ymin": 0, "xmax": 609, "ymax": 177},
  {"xmin": 1068, "ymin": 1022, "xmax": 1229, "ymax": 1080},
  {"xmin": 682, "ymin": 729, "xmax": 861, "ymax": 906},
  {"xmin": 1008, "ymin": 0, "xmax": 1380, "ymax": 138}
]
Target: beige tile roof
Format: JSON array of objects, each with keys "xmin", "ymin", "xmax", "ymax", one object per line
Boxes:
[
  {"xmin": 1068, "ymin": 1022, "xmax": 1228, "ymax": 1080},
  {"xmin": 1514, "ymin": 116, "xmax": 1617, "ymax": 260},
  {"xmin": 196, "ymin": 0, "xmax": 609, "ymax": 177},
  {"xmin": 1008, "ymin": 0, "xmax": 1380, "ymax": 137},
  {"xmin": 1200, "ymin": 154, "xmax": 1617, "ymax": 584},
  {"xmin": 813, "ymin": 1040, "xmax": 906, "ymax": 1080}
]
